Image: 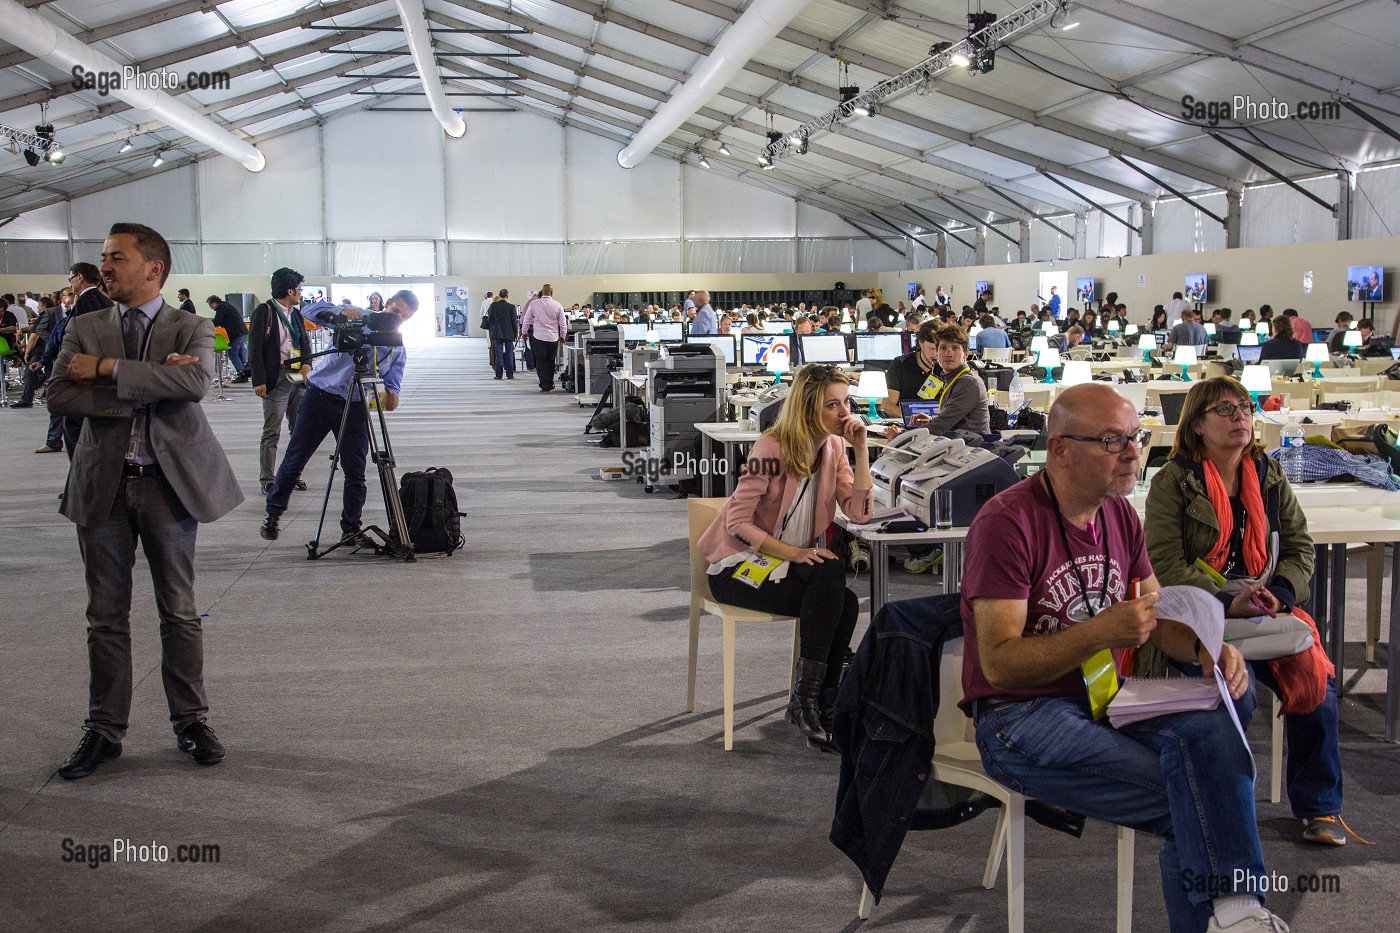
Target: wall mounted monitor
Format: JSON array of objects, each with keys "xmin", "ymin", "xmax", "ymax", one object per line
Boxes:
[
  {"xmin": 1347, "ymin": 264, "xmax": 1384, "ymax": 302},
  {"xmin": 685, "ymin": 335, "xmax": 736, "ymax": 364},
  {"xmin": 855, "ymin": 333, "xmax": 905, "ymax": 362},
  {"xmin": 974, "ymin": 280, "xmax": 992, "ymax": 300},
  {"xmin": 741, "ymin": 334, "xmax": 792, "ymax": 367},
  {"xmin": 302, "ymin": 284, "xmax": 331, "ymax": 306},
  {"xmin": 652, "ymin": 322, "xmax": 684, "ymax": 341},
  {"xmin": 907, "ymin": 282, "xmax": 920, "ymax": 301},
  {"xmin": 799, "ymin": 334, "xmax": 849, "ymax": 364},
  {"xmin": 1184, "ymin": 273, "xmax": 1209, "ymax": 304},
  {"xmin": 1075, "ymin": 277, "xmax": 1096, "ymax": 306}
]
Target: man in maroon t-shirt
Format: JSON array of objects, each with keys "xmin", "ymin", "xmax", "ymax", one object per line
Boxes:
[{"xmin": 961, "ymin": 384, "xmax": 1281, "ymax": 933}]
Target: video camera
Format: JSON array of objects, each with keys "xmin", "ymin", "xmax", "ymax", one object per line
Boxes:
[{"xmin": 330, "ymin": 311, "xmax": 404, "ymax": 352}]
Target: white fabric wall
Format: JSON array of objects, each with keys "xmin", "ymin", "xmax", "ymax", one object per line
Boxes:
[
  {"xmin": 1354, "ymin": 164, "xmax": 1400, "ymax": 241},
  {"xmin": 450, "ymin": 241, "xmax": 564, "ymax": 276},
  {"xmin": 684, "ymin": 167, "xmax": 795, "ymax": 237},
  {"xmin": 70, "ymin": 165, "xmax": 198, "ymax": 241},
  {"xmin": 1154, "ymin": 192, "xmax": 1228, "ymax": 254},
  {"xmin": 4, "ymin": 203, "xmax": 66, "ymax": 239},
  {"xmin": 565, "ymin": 127, "xmax": 680, "ymax": 240},
  {"xmin": 445, "ymin": 110, "xmax": 564, "ymax": 240},
  {"xmin": 324, "ymin": 111, "xmax": 446, "ymax": 239},
  {"xmin": 1242, "ymin": 176, "xmax": 1338, "ymax": 247},
  {"xmin": 1030, "ymin": 221, "xmax": 1071, "ymax": 262},
  {"xmin": 198, "ymin": 125, "xmax": 323, "ymax": 242},
  {"xmin": 797, "ymin": 202, "xmax": 856, "ymax": 237}
]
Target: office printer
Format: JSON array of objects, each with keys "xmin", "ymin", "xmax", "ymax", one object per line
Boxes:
[
  {"xmin": 646, "ymin": 344, "xmax": 725, "ymax": 487},
  {"xmin": 747, "ymin": 383, "xmax": 790, "ymax": 432},
  {"xmin": 870, "ymin": 429, "xmax": 956, "ymax": 507},
  {"xmin": 896, "ymin": 441, "xmax": 1020, "ymax": 526},
  {"xmin": 623, "ymin": 346, "xmax": 661, "ymax": 377}
]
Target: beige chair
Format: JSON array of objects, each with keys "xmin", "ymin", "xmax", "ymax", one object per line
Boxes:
[
  {"xmin": 855, "ymin": 638, "xmax": 1136, "ymax": 933},
  {"xmin": 686, "ymin": 497, "xmax": 800, "ymax": 751},
  {"xmin": 1270, "ymin": 379, "xmax": 1317, "ymax": 410},
  {"xmin": 982, "ymin": 346, "xmax": 1012, "ymax": 364}
]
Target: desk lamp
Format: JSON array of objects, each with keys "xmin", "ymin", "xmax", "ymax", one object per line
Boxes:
[
  {"xmin": 1305, "ymin": 342, "xmax": 1329, "ymax": 379},
  {"xmin": 766, "ymin": 351, "xmax": 789, "ymax": 385},
  {"xmin": 1060, "ymin": 360, "xmax": 1092, "ymax": 387},
  {"xmin": 646, "ymin": 329, "xmax": 659, "ymax": 346},
  {"xmin": 1107, "ymin": 320, "xmax": 1121, "ymax": 334},
  {"xmin": 1173, "ymin": 344, "xmax": 1198, "ymax": 381},
  {"xmin": 1240, "ymin": 331, "xmax": 1259, "ymax": 346},
  {"xmin": 1256, "ymin": 322, "xmax": 1270, "ymax": 336},
  {"xmin": 1241, "ymin": 364, "xmax": 1272, "ymax": 407},
  {"xmin": 1029, "ymin": 334, "xmax": 1049, "ymax": 355},
  {"xmin": 1038, "ymin": 347, "xmax": 1061, "ymax": 384},
  {"xmin": 1137, "ymin": 333, "xmax": 1155, "ymax": 362},
  {"xmin": 855, "ymin": 370, "xmax": 888, "ymax": 420},
  {"xmin": 1343, "ymin": 330, "xmax": 1364, "ymax": 355},
  {"xmin": 1204, "ymin": 322, "xmax": 1217, "ymax": 337},
  {"xmin": 1125, "ymin": 324, "xmax": 1139, "ymax": 337}
]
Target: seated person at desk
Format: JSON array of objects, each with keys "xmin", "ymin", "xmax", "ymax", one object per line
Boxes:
[
  {"xmin": 1259, "ymin": 317, "xmax": 1305, "ymax": 361},
  {"xmin": 1166, "ymin": 308, "xmax": 1208, "ymax": 351},
  {"xmin": 881, "ymin": 322, "xmax": 989, "ymax": 434},
  {"xmin": 963, "ymin": 383, "xmax": 1280, "ymax": 933},
  {"xmin": 1144, "ymin": 377, "xmax": 1348, "ymax": 846},
  {"xmin": 1047, "ymin": 324, "xmax": 1085, "ymax": 354},
  {"xmin": 741, "ymin": 312, "xmax": 764, "ymax": 335},
  {"xmin": 974, "ymin": 315, "xmax": 1011, "ymax": 351},
  {"xmin": 865, "ymin": 313, "xmax": 894, "ymax": 334},
  {"xmin": 699, "ymin": 364, "xmax": 873, "ymax": 746},
  {"xmin": 1325, "ymin": 311, "xmax": 1353, "ymax": 355}
]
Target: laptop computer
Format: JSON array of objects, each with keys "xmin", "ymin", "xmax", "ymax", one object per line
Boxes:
[
  {"xmin": 899, "ymin": 400, "xmax": 940, "ymax": 426},
  {"xmin": 1266, "ymin": 359, "xmax": 1301, "ymax": 378},
  {"xmin": 1237, "ymin": 345, "xmax": 1262, "ymax": 363}
]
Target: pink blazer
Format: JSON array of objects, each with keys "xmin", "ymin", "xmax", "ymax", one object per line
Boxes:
[{"xmin": 699, "ymin": 433, "xmax": 874, "ymax": 564}]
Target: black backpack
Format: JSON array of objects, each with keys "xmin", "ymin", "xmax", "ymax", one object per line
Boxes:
[{"xmin": 397, "ymin": 468, "xmax": 465, "ymax": 554}]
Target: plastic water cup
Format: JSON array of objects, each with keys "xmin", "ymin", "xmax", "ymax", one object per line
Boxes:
[{"xmin": 934, "ymin": 488, "xmax": 954, "ymax": 530}]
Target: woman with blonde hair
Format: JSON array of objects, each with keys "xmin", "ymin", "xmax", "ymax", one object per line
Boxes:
[{"xmin": 698, "ymin": 364, "xmax": 874, "ymax": 745}]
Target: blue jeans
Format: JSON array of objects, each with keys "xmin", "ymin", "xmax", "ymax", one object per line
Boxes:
[
  {"xmin": 492, "ymin": 338, "xmax": 515, "ymax": 377},
  {"xmin": 975, "ymin": 689, "xmax": 1263, "ymax": 933},
  {"xmin": 266, "ymin": 385, "xmax": 368, "ymax": 527},
  {"xmin": 1253, "ymin": 665, "xmax": 1342, "ymax": 818},
  {"xmin": 46, "ymin": 412, "xmax": 64, "ymax": 449},
  {"xmin": 225, "ymin": 334, "xmax": 248, "ymax": 375}
]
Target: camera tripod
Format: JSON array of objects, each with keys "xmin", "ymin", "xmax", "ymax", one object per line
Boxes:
[{"xmin": 305, "ymin": 349, "xmax": 415, "ymax": 562}]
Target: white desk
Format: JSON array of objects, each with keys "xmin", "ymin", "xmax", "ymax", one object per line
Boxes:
[{"xmin": 695, "ymin": 422, "xmax": 892, "ymax": 497}]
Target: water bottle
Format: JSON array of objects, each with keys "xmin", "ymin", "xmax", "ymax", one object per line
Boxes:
[
  {"xmin": 1007, "ymin": 374, "xmax": 1025, "ymax": 428},
  {"xmin": 1280, "ymin": 416, "xmax": 1305, "ymax": 484}
]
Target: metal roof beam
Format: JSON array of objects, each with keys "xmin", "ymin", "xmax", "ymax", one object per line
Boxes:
[
  {"xmin": 1037, "ymin": 171, "xmax": 1140, "ymax": 233},
  {"xmin": 1209, "ymin": 133, "xmax": 1336, "ymax": 213},
  {"xmin": 984, "ymin": 185, "xmax": 1075, "ymax": 239},
  {"xmin": 0, "ymin": 0, "xmax": 209, "ymax": 72},
  {"xmin": 1116, "ymin": 155, "xmax": 1227, "ymax": 226}
]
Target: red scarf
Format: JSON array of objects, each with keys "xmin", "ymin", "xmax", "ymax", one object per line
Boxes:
[{"xmin": 1202, "ymin": 456, "xmax": 1332, "ymax": 715}]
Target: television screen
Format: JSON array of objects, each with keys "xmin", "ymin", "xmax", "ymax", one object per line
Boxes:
[
  {"xmin": 1347, "ymin": 264, "xmax": 1384, "ymax": 302},
  {"xmin": 1184, "ymin": 273, "xmax": 1208, "ymax": 303},
  {"xmin": 855, "ymin": 333, "xmax": 905, "ymax": 362},
  {"xmin": 799, "ymin": 334, "xmax": 848, "ymax": 364},
  {"xmin": 302, "ymin": 284, "xmax": 331, "ymax": 305},
  {"xmin": 652, "ymin": 322, "xmax": 683, "ymax": 341},
  {"xmin": 618, "ymin": 323, "xmax": 649, "ymax": 343},
  {"xmin": 685, "ymin": 335, "xmax": 735, "ymax": 364},
  {"xmin": 974, "ymin": 280, "xmax": 992, "ymax": 301},
  {"xmin": 1075, "ymin": 277, "xmax": 1096, "ymax": 306},
  {"xmin": 741, "ymin": 334, "xmax": 792, "ymax": 367},
  {"xmin": 907, "ymin": 282, "xmax": 919, "ymax": 301}
]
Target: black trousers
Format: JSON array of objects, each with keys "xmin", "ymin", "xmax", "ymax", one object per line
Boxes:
[
  {"xmin": 708, "ymin": 556, "xmax": 858, "ymax": 689},
  {"xmin": 531, "ymin": 337, "xmax": 560, "ymax": 389}
]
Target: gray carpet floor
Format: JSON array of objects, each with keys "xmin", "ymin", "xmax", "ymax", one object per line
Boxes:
[{"xmin": 1, "ymin": 338, "xmax": 1396, "ymax": 932}]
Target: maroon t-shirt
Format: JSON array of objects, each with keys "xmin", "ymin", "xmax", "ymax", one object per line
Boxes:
[{"xmin": 959, "ymin": 475, "xmax": 1154, "ymax": 711}]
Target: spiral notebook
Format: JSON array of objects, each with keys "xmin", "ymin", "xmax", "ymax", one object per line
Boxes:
[{"xmin": 1106, "ymin": 676, "xmax": 1221, "ymax": 728}]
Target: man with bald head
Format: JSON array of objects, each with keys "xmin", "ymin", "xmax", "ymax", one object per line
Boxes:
[
  {"xmin": 959, "ymin": 384, "xmax": 1283, "ymax": 933},
  {"xmin": 690, "ymin": 290, "xmax": 718, "ymax": 336}
]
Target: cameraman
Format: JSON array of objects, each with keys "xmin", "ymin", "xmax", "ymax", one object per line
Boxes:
[{"xmin": 260, "ymin": 290, "xmax": 418, "ymax": 542}]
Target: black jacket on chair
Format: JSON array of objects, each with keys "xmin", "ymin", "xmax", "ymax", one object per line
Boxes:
[{"xmin": 249, "ymin": 299, "xmax": 310, "ymax": 390}]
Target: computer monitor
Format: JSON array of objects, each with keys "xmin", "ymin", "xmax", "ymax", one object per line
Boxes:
[
  {"xmin": 618, "ymin": 323, "xmax": 649, "ymax": 344},
  {"xmin": 1236, "ymin": 345, "xmax": 1262, "ymax": 363},
  {"xmin": 799, "ymin": 334, "xmax": 848, "ymax": 364},
  {"xmin": 741, "ymin": 334, "xmax": 792, "ymax": 367},
  {"xmin": 1347, "ymin": 264, "xmax": 1384, "ymax": 302},
  {"xmin": 685, "ymin": 334, "xmax": 736, "ymax": 364},
  {"xmin": 1312, "ymin": 328, "xmax": 1331, "ymax": 344},
  {"xmin": 855, "ymin": 333, "xmax": 904, "ymax": 362},
  {"xmin": 652, "ymin": 322, "xmax": 683, "ymax": 342},
  {"xmin": 1266, "ymin": 359, "xmax": 1300, "ymax": 377}
]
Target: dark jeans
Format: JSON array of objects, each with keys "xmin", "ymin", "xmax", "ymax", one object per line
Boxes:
[
  {"xmin": 226, "ymin": 334, "xmax": 248, "ymax": 375},
  {"xmin": 532, "ymin": 337, "xmax": 560, "ymax": 389},
  {"xmin": 1253, "ymin": 664, "xmax": 1343, "ymax": 818},
  {"xmin": 77, "ymin": 474, "xmax": 205, "ymax": 741},
  {"xmin": 491, "ymin": 338, "xmax": 516, "ymax": 378},
  {"xmin": 18, "ymin": 360, "xmax": 44, "ymax": 404},
  {"xmin": 266, "ymin": 385, "xmax": 369, "ymax": 527},
  {"xmin": 45, "ymin": 413, "xmax": 64, "ymax": 449},
  {"xmin": 708, "ymin": 556, "xmax": 859, "ymax": 688}
]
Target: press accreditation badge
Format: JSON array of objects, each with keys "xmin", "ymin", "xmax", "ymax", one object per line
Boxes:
[
  {"xmin": 733, "ymin": 553, "xmax": 785, "ymax": 588},
  {"xmin": 916, "ymin": 372, "xmax": 944, "ymax": 401}
]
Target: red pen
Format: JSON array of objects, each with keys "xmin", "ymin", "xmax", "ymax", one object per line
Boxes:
[{"xmin": 1131, "ymin": 577, "xmax": 1141, "ymax": 600}]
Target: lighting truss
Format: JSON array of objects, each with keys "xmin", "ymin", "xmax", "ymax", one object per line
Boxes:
[
  {"xmin": 0, "ymin": 123, "xmax": 54, "ymax": 154},
  {"xmin": 761, "ymin": 0, "xmax": 1069, "ymax": 165}
]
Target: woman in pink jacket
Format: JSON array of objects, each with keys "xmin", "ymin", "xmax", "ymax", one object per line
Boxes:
[{"xmin": 699, "ymin": 364, "xmax": 875, "ymax": 744}]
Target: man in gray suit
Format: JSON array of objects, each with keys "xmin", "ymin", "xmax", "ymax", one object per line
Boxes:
[{"xmin": 47, "ymin": 222, "xmax": 244, "ymax": 780}]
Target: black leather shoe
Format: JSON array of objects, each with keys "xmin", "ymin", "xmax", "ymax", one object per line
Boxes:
[
  {"xmin": 786, "ymin": 659, "xmax": 829, "ymax": 740},
  {"xmin": 177, "ymin": 721, "xmax": 225, "ymax": 765},
  {"xmin": 260, "ymin": 514, "xmax": 279, "ymax": 540},
  {"xmin": 58, "ymin": 731, "xmax": 122, "ymax": 780},
  {"xmin": 294, "ymin": 478, "xmax": 308, "ymax": 491}
]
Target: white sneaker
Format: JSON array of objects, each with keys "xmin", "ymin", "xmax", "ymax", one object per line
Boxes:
[
  {"xmin": 1207, "ymin": 908, "xmax": 1290, "ymax": 932},
  {"xmin": 902, "ymin": 547, "xmax": 943, "ymax": 574}
]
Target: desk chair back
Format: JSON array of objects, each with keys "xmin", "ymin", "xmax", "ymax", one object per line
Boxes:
[
  {"xmin": 688, "ymin": 497, "xmax": 725, "ymax": 604},
  {"xmin": 982, "ymin": 346, "xmax": 1011, "ymax": 364}
]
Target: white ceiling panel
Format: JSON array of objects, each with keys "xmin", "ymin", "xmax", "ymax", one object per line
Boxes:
[
  {"xmin": 95, "ymin": 12, "xmax": 232, "ymax": 63},
  {"xmin": 605, "ymin": 0, "xmax": 732, "ymax": 44}
]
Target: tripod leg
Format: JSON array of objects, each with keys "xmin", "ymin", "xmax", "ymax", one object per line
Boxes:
[{"xmin": 307, "ymin": 386, "xmax": 356, "ymax": 558}]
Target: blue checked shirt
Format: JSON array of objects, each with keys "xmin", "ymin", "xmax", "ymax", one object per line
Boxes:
[{"xmin": 1270, "ymin": 444, "xmax": 1399, "ymax": 491}]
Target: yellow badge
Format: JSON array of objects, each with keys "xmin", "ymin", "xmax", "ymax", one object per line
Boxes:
[{"xmin": 732, "ymin": 553, "xmax": 785, "ymax": 588}]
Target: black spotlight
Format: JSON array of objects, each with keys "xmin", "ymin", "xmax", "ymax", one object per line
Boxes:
[
  {"xmin": 840, "ymin": 85, "xmax": 860, "ymax": 103},
  {"xmin": 23, "ymin": 148, "xmax": 41, "ymax": 167}
]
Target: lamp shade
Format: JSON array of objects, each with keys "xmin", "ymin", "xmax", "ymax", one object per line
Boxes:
[
  {"xmin": 1107, "ymin": 320, "xmax": 1121, "ymax": 332},
  {"xmin": 1029, "ymin": 335, "xmax": 1050, "ymax": 353},
  {"xmin": 1173, "ymin": 345, "xmax": 1198, "ymax": 366},
  {"xmin": 766, "ymin": 351, "xmax": 790, "ymax": 374},
  {"xmin": 1125, "ymin": 324, "xmax": 1139, "ymax": 336},
  {"xmin": 645, "ymin": 329, "xmax": 659, "ymax": 343},
  {"xmin": 1060, "ymin": 360, "xmax": 1092, "ymax": 386},
  {"xmin": 968, "ymin": 325, "xmax": 982, "ymax": 339},
  {"xmin": 1038, "ymin": 347, "xmax": 1061, "ymax": 370},
  {"xmin": 854, "ymin": 370, "xmax": 888, "ymax": 400},
  {"xmin": 1256, "ymin": 322, "xmax": 1270, "ymax": 334},
  {"xmin": 1203, "ymin": 322, "xmax": 1217, "ymax": 336},
  {"xmin": 1240, "ymin": 332, "xmax": 1259, "ymax": 346},
  {"xmin": 1343, "ymin": 330, "xmax": 1364, "ymax": 348},
  {"xmin": 1137, "ymin": 334, "xmax": 1156, "ymax": 350},
  {"xmin": 1305, "ymin": 342, "xmax": 1330, "ymax": 363},
  {"xmin": 1240, "ymin": 364, "xmax": 1272, "ymax": 394}
]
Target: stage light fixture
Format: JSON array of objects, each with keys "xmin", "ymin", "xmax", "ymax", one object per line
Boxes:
[
  {"xmin": 47, "ymin": 146, "xmax": 65, "ymax": 164},
  {"xmin": 717, "ymin": 141, "xmax": 731, "ymax": 155},
  {"xmin": 151, "ymin": 150, "xmax": 165, "ymax": 168},
  {"xmin": 118, "ymin": 139, "xmax": 133, "ymax": 153},
  {"xmin": 699, "ymin": 154, "xmax": 711, "ymax": 169},
  {"xmin": 792, "ymin": 133, "xmax": 808, "ymax": 155},
  {"xmin": 23, "ymin": 147, "xmax": 40, "ymax": 166},
  {"xmin": 950, "ymin": 50, "xmax": 971, "ymax": 67}
]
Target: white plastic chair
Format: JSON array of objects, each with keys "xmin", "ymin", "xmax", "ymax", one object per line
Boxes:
[
  {"xmin": 983, "ymin": 346, "xmax": 1012, "ymax": 364},
  {"xmin": 855, "ymin": 638, "xmax": 1136, "ymax": 933},
  {"xmin": 686, "ymin": 498, "xmax": 799, "ymax": 751}
]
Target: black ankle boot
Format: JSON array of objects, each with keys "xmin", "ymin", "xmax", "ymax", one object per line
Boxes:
[
  {"xmin": 787, "ymin": 659, "xmax": 828, "ymax": 739},
  {"xmin": 805, "ymin": 686, "xmax": 841, "ymax": 753}
]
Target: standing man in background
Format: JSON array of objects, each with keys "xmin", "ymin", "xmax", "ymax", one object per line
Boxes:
[
  {"xmin": 689, "ymin": 290, "xmax": 718, "ymax": 336},
  {"xmin": 176, "ymin": 289, "xmax": 197, "ymax": 314},
  {"xmin": 209, "ymin": 295, "xmax": 250, "ymax": 382},
  {"xmin": 1046, "ymin": 286, "xmax": 1062, "ymax": 320},
  {"xmin": 249, "ymin": 269, "xmax": 312, "ymax": 495},
  {"xmin": 48, "ymin": 222, "xmax": 243, "ymax": 779},
  {"xmin": 487, "ymin": 289, "xmax": 518, "ymax": 380},
  {"xmin": 1164, "ymin": 291, "xmax": 1191, "ymax": 328},
  {"xmin": 521, "ymin": 284, "xmax": 567, "ymax": 393}
]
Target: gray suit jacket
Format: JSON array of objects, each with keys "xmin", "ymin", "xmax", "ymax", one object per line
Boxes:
[{"xmin": 47, "ymin": 300, "xmax": 244, "ymax": 527}]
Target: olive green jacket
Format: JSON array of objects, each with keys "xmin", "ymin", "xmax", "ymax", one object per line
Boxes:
[{"xmin": 1144, "ymin": 454, "xmax": 1313, "ymax": 605}]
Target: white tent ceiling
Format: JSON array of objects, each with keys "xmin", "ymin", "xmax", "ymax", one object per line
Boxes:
[{"xmin": 1, "ymin": 0, "xmax": 1398, "ymax": 240}]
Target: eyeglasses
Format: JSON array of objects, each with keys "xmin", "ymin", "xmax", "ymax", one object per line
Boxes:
[
  {"xmin": 1203, "ymin": 400, "xmax": 1255, "ymax": 419},
  {"xmin": 1056, "ymin": 430, "xmax": 1151, "ymax": 454}
]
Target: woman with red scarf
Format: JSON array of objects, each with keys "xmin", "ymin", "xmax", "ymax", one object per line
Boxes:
[{"xmin": 1144, "ymin": 377, "xmax": 1350, "ymax": 846}]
